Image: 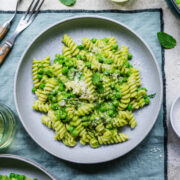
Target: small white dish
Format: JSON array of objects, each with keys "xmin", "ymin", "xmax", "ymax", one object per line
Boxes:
[{"xmin": 170, "ymin": 95, "xmax": 180, "ymax": 137}]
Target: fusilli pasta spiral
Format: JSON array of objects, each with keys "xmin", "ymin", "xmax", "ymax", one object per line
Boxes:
[{"xmin": 31, "ymin": 35, "xmax": 154, "ymax": 148}]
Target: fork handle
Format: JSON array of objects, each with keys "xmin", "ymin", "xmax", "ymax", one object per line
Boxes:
[
  {"xmin": 0, "ymin": 43, "xmax": 11, "ymax": 66},
  {"xmin": 0, "ymin": 26, "xmax": 8, "ymax": 41},
  {"xmin": 0, "ymin": 21, "xmax": 10, "ymax": 42}
]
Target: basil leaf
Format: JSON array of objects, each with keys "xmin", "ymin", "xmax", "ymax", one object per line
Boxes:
[
  {"xmin": 92, "ymin": 73, "xmax": 101, "ymax": 86},
  {"xmin": 157, "ymin": 32, "xmax": 176, "ymax": 49},
  {"xmin": 60, "ymin": 0, "xmax": 76, "ymax": 6},
  {"xmin": 96, "ymin": 84, "xmax": 104, "ymax": 94},
  {"xmin": 148, "ymin": 93, "xmax": 156, "ymax": 98}
]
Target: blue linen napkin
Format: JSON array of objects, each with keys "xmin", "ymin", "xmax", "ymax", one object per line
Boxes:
[{"xmin": 0, "ymin": 9, "xmax": 166, "ymax": 180}]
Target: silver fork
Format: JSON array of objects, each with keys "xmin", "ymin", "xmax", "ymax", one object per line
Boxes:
[{"xmin": 0, "ymin": 0, "xmax": 45, "ymax": 66}]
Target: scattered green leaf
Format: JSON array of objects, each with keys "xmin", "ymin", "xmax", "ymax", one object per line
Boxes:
[
  {"xmin": 157, "ymin": 32, "xmax": 176, "ymax": 49},
  {"xmin": 60, "ymin": 0, "xmax": 76, "ymax": 6},
  {"xmin": 148, "ymin": 93, "xmax": 156, "ymax": 98}
]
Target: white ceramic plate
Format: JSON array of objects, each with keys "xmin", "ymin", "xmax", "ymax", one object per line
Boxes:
[
  {"xmin": 0, "ymin": 154, "xmax": 55, "ymax": 179},
  {"xmin": 14, "ymin": 16, "xmax": 163, "ymax": 164}
]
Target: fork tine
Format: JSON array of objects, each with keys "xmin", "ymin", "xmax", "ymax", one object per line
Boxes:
[
  {"xmin": 27, "ymin": 0, "xmax": 41, "ymax": 21},
  {"xmin": 23, "ymin": 0, "xmax": 35, "ymax": 19},
  {"xmin": 30, "ymin": 0, "xmax": 45, "ymax": 22}
]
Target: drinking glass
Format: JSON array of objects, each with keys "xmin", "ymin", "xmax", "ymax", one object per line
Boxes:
[{"xmin": 0, "ymin": 104, "xmax": 17, "ymax": 150}]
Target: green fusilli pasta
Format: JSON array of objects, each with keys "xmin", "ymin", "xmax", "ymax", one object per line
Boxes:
[{"xmin": 31, "ymin": 34, "xmax": 154, "ymax": 148}]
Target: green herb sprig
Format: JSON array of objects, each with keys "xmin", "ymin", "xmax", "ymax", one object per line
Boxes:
[
  {"xmin": 148, "ymin": 93, "xmax": 156, "ymax": 99},
  {"xmin": 60, "ymin": 0, "xmax": 76, "ymax": 6},
  {"xmin": 157, "ymin": 32, "xmax": 176, "ymax": 49}
]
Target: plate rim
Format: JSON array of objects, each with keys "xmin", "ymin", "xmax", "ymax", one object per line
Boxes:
[
  {"xmin": 167, "ymin": 0, "xmax": 180, "ymax": 17},
  {"xmin": 14, "ymin": 15, "xmax": 163, "ymax": 164},
  {"xmin": 171, "ymin": 0, "xmax": 180, "ymax": 12},
  {"xmin": 0, "ymin": 154, "xmax": 56, "ymax": 180},
  {"xmin": 170, "ymin": 95, "xmax": 180, "ymax": 138}
]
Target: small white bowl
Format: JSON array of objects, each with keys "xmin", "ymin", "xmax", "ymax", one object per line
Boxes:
[{"xmin": 170, "ymin": 95, "xmax": 180, "ymax": 137}]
